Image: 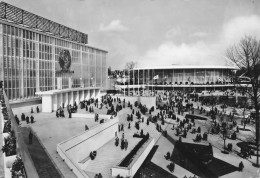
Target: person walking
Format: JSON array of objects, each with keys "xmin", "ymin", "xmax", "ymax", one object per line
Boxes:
[{"xmin": 29, "ymin": 131, "xmax": 33, "ymax": 144}]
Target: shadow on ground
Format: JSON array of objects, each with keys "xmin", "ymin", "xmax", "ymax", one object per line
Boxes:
[
  {"xmin": 171, "ymin": 141, "xmax": 238, "ymax": 178},
  {"xmin": 20, "ymin": 127, "xmax": 62, "ymax": 178},
  {"xmin": 134, "ymin": 145, "xmax": 177, "ymax": 178}
]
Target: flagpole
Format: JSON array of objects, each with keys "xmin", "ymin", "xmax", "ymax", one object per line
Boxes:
[
  {"xmin": 124, "ymin": 68, "xmax": 125, "ymax": 97},
  {"xmin": 138, "ymin": 69, "xmax": 139, "ymax": 96}
]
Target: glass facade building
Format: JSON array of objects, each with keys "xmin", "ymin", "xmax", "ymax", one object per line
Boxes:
[
  {"xmin": 0, "ymin": 2, "xmax": 107, "ymax": 102},
  {"xmin": 132, "ymin": 66, "xmax": 235, "ymax": 86}
]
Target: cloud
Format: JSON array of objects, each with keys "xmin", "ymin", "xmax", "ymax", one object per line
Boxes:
[
  {"xmin": 99, "ymin": 20, "xmax": 128, "ymax": 32},
  {"xmin": 221, "ymin": 15, "xmax": 260, "ymax": 46},
  {"xmin": 192, "ymin": 31, "xmax": 209, "ymax": 38},
  {"xmin": 165, "ymin": 27, "xmax": 182, "ymax": 38},
  {"xmin": 138, "ymin": 41, "xmax": 221, "ymax": 67},
  {"xmin": 137, "ymin": 14, "xmax": 260, "ymax": 68}
]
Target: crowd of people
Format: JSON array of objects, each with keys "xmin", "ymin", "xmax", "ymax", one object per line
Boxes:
[{"xmin": 13, "ymin": 88, "xmax": 255, "ymax": 177}]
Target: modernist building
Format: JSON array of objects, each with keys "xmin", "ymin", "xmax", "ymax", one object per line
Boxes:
[
  {"xmin": 122, "ymin": 65, "xmax": 237, "ymax": 93},
  {"xmin": 0, "ymin": 2, "xmax": 107, "ymax": 106}
]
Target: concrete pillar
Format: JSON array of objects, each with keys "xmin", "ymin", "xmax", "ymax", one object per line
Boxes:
[
  {"xmin": 85, "ymin": 90, "xmax": 90, "ymax": 100},
  {"xmin": 52, "ymin": 94, "xmax": 57, "ymax": 112},
  {"xmin": 35, "ymin": 33, "xmax": 40, "ymax": 93},
  {"xmin": 58, "ymin": 93, "xmax": 63, "ymax": 108},
  {"xmin": 71, "ymin": 91, "xmax": 75, "ymax": 105},
  {"xmin": 51, "ymin": 37, "xmax": 55, "ymax": 90},
  {"xmin": 68, "ymin": 91, "xmax": 73, "ymax": 105},
  {"xmin": 65, "ymin": 92, "xmax": 69, "ymax": 106},
  {"xmin": 20, "ymin": 30, "xmax": 24, "ymax": 98},
  {"xmin": 92, "ymin": 89, "xmax": 95, "ymax": 98},
  {"xmin": 76, "ymin": 91, "xmax": 80, "ymax": 104},
  {"xmin": 96, "ymin": 89, "xmax": 100, "ymax": 99},
  {"xmin": 80, "ymin": 90, "xmax": 84, "ymax": 101},
  {"xmin": 42, "ymin": 95, "xmax": 52, "ymax": 112}
]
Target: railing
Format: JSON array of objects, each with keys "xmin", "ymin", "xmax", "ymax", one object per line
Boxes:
[{"xmin": 2, "ymin": 89, "xmax": 39, "ymax": 178}]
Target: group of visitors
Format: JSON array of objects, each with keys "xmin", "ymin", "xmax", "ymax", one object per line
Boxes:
[
  {"xmin": 20, "ymin": 108, "xmax": 38, "ymax": 124},
  {"xmin": 56, "ymin": 107, "xmax": 65, "ymax": 118},
  {"xmin": 94, "ymin": 173, "xmax": 102, "ymax": 178}
]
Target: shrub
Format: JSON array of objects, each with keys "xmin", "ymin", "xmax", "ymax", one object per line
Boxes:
[
  {"xmin": 11, "ymin": 156, "xmax": 25, "ymax": 178},
  {"xmin": 3, "ymin": 120, "xmax": 11, "ymax": 133},
  {"xmin": 2, "ymin": 133, "xmax": 16, "ymax": 156}
]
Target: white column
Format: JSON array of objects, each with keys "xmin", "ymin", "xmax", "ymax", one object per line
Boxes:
[
  {"xmin": 52, "ymin": 37, "xmax": 55, "ymax": 90},
  {"xmin": 52, "ymin": 94, "xmax": 57, "ymax": 111},
  {"xmin": 35, "ymin": 33, "xmax": 40, "ymax": 93},
  {"xmin": 194, "ymin": 69, "xmax": 196, "ymax": 84},
  {"xmin": 86, "ymin": 90, "xmax": 90, "ymax": 100},
  {"xmin": 92, "ymin": 89, "xmax": 96, "ymax": 98},
  {"xmin": 69, "ymin": 91, "xmax": 73, "ymax": 105},
  {"xmin": 65, "ymin": 92, "xmax": 69, "ymax": 106},
  {"xmin": 20, "ymin": 30, "xmax": 24, "ymax": 98},
  {"xmin": 42, "ymin": 95, "xmax": 53, "ymax": 112},
  {"xmin": 80, "ymin": 90, "xmax": 84, "ymax": 101},
  {"xmin": 138, "ymin": 69, "xmax": 139, "ymax": 95},
  {"xmin": 76, "ymin": 91, "xmax": 80, "ymax": 104},
  {"xmin": 204, "ymin": 69, "xmax": 207, "ymax": 84}
]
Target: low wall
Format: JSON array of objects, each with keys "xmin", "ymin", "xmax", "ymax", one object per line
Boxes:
[
  {"xmin": 57, "ymin": 118, "xmax": 119, "ymax": 177},
  {"xmin": 112, "ymin": 138, "xmax": 155, "ymax": 177},
  {"xmin": 72, "ymin": 113, "xmax": 111, "ymax": 120},
  {"xmin": 117, "ymin": 96, "xmax": 156, "ymax": 109},
  {"xmin": 57, "ymin": 145, "xmax": 89, "ymax": 178}
]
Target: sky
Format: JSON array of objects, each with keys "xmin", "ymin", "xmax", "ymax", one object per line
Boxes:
[{"xmin": 4, "ymin": 0, "xmax": 260, "ymax": 69}]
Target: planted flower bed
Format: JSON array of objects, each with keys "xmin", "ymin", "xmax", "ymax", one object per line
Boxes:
[
  {"xmin": 2, "ymin": 131, "xmax": 17, "ymax": 157},
  {"xmin": 185, "ymin": 114, "xmax": 208, "ymax": 121},
  {"xmin": 119, "ymin": 135, "xmax": 149, "ymax": 167},
  {"xmin": 3, "ymin": 120, "xmax": 11, "ymax": 133},
  {"xmin": 11, "ymin": 156, "xmax": 25, "ymax": 178}
]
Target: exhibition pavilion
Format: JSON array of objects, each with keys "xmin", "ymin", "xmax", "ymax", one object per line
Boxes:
[{"xmin": 0, "ymin": 2, "xmax": 107, "ymax": 110}]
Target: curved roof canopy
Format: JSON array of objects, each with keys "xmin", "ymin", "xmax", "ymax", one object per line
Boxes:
[{"xmin": 133, "ymin": 65, "xmax": 237, "ymax": 70}]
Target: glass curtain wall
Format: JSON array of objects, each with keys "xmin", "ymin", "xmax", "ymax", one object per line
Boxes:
[
  {"xmin": 1, "ymin": 23, "xmax": 107, "ymax": 101},
  {"xmin": 2, "ymin": 24, "xmax": 37, "ymax": 100},
  {"xmin": 39, "ymin": 34, "xmax": 53, "ymax": 91}
]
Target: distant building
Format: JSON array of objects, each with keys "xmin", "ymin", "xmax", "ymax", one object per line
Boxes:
[{"xmin": 119, "ymin": 65, "xmax": 237, "ymax": 93}]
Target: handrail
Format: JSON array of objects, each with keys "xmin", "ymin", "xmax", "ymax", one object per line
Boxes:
[{"xmin": 2, "ymin": 89, "xmax": 40, "ymax": 178}]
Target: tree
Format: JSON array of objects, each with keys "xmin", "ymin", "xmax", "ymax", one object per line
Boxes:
[
  {"xmin": 226, "ymin": 35, "xmax": 260, "ymax": 167},
  {"xmin": 125, "ymin": 61, "xmax": 137, "ymax": 71},
  {"xmin": 125, "ymin": 61, "xmax": 138, "ymax": 85}
]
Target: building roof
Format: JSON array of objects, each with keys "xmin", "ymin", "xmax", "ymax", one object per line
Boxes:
[
  {"xmin": 0, "ymin": 2, "xmax": 88, "ymax": 45},
  {"xmin": 133, "ymin": 65, "xmax": 237, "ymax": 70}
]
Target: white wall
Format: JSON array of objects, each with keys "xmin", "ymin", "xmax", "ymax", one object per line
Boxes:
[
  {"xmin": 72, "ymin": 113, "xmax": 111, "ymax": 120},
  {"xmin": 57, "ymin": 146, "xmax": 90, "ymax": 178},
  {"xmin": 111, "ymin": 138, "xmax": 155, "ymax": 177},
  {"xmin": 131, "ymin": 138, "xmax": 154, "ymax": 176}
]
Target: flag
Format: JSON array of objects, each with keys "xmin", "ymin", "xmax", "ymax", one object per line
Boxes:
[
  {"xmin": 188, "ymin": 76, "xmax": 191, "ymax": 82},
  {"xmin": 153, "ymin": 75, "xmax": 159, "ymax": 80}
]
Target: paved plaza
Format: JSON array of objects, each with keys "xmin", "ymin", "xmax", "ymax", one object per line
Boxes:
[{"xmin": 8, "ymin": 93, "xmax": 260, "ymax": 178}]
